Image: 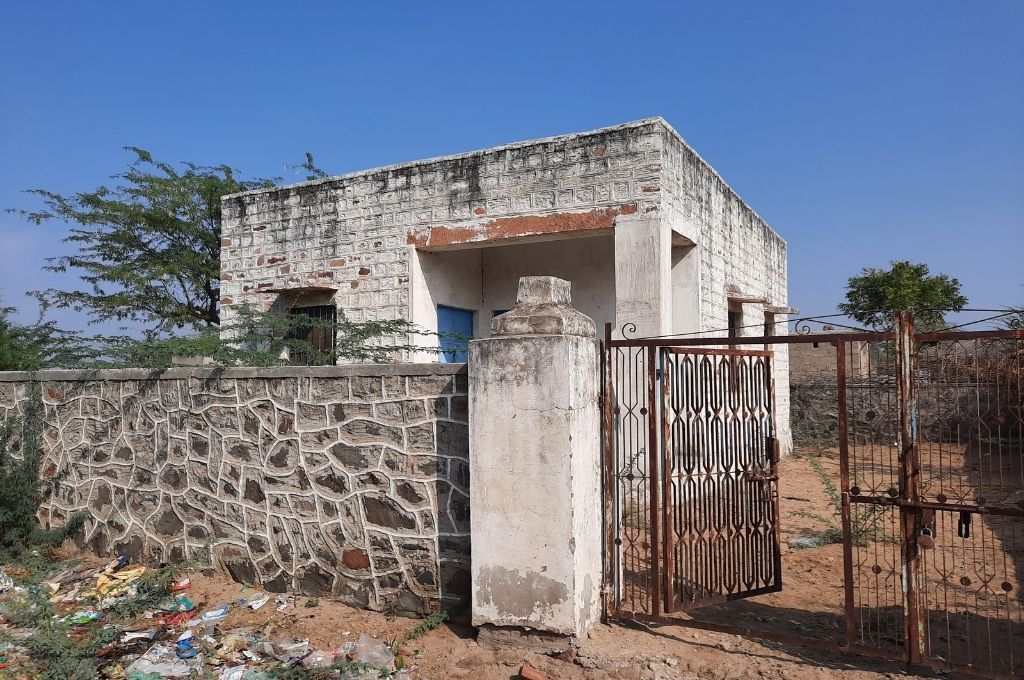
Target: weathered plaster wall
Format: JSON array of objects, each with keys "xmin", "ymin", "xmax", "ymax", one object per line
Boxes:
[
  {"xmin": 479, "ymin": 235, "xmax": 616, "ymax": 334},
  {"xmin": 0, "ymin": 365, "xmax": 470, "ymax": 615},
  {"xmin": 659, "ymin": 127, "xmax": 788, "ymax": 332},
  {"xmin": 409, "ymin": 249, "xmax": 483, "ymax": 358},
  {"xmin": 219, "ymin": 120, "xmax": 664, "ymax": 340},
  {"xmin": 659, "ymin": 124, "xmax": 791, "ymax": 452}
]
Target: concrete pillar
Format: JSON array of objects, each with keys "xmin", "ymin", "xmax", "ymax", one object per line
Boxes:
[
  {"xmin": 468, "ymin": 276, "xmax": 601, "ymax": 643},
  {"xmin": 614, "ymin": 213, "xmax": 672, "ymax": 338}
]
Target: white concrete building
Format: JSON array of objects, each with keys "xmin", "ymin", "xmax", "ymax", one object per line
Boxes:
[
  {"xmin": 220, "ymin": 118, "xmax": 789, "ymax": 355},
  {"xmin": 220, "ymin": 118, "xmax": 792, "ymax": 450}
]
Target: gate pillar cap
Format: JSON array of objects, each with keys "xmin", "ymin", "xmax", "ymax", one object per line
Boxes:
[{"xmin": 491, "ymin": 276, "xmax": 596, "ymax": 338}]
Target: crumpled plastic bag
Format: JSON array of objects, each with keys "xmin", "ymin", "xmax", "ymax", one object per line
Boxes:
[
  {"xmin": 95, "ymin": 566, "xmax": 146, "ymax": 596},
  {"xmin": 351, "ymin": 633, "xmax": 396, "ymax": 669},
  {"xmin": 302, "ymin": 648, "xmax": 333, "ymax": 668},
  {"xmin": 216, "ymin": 631, "xmax": 252, "ymax": 659},
  {"xmin": 125, "ymin": 643, "xmax": 203, "ymax": 678},
  {"xmin": 257, "ymin": 637, "xmax": 309, "ymax": 662},
  {"xmin": 218, "ymin": 668, "xmax": 247, "ymax": 680}
]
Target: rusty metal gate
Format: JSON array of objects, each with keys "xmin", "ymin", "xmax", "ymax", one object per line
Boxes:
[{"xmin": 601, "ymin": 315, "xmax": 1024, "ymax": 678}]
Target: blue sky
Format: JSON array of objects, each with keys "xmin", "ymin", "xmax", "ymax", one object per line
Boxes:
[{"xmin": 1, "ymin": 1, "xmax": 1021, "ymax": 331}]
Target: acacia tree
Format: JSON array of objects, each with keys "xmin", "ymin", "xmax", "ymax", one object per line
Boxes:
[
  {"xmin": 11, "ymin": 149, "xmax": 429, "ymax": 367},
  {"xmin": 13, "ymin": 147, "xmax": 275, "ymax": 331},
  {"xmin": 839, "ymin": 260, "xmax": 967, "ymax": 331},
  {"xmin": 0, "ymin": 306, "xmax": 91, "ymax": 371}
]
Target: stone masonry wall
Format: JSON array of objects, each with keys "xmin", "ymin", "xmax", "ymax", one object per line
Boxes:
[{"xmin": 0, "ymin": 365, "xmax": 469, "ymax": 616}]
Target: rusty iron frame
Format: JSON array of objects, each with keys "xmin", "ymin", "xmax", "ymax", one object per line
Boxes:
[
  {"xmin": 600, "ymin": 320, "xmax": 1024, "ymax": 678},
  {"xmin": 659, "ymin": 345, "xmax": 782, "ymax": 612}
]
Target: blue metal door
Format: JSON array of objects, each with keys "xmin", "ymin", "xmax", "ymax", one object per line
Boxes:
[{"xmin": 437, "ymin": 305, "xmax": 474, "ymax": 363}]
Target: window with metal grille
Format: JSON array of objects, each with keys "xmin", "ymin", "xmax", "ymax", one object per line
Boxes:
[{"xmin": 285, "ymin": 305, "xmax": 337, "ymax": 365}]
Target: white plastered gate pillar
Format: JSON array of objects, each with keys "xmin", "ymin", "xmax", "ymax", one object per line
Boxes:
[{"xmin": 468, "ymin": 276, "xmax": 602, "ymax": 645}]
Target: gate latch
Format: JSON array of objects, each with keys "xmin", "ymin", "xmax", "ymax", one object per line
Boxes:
[
  {"xmin": 958, "ymin": 511, "xmax": 972, "ymax": 539},
  {"xmin": 745, "ymin": 467, "xmax": 778, "ymax": 483}
]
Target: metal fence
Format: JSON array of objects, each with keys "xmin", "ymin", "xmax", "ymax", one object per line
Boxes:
[{"xmin": 602, "ymin": 315, "xmax": 1023, "ymax": 678}]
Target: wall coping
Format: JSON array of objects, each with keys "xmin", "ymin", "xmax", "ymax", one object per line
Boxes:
[
  {"xmin": 222, "ymin": 118, "xmax": 667, "ymax": 200},
  {"xmin": 0, "ymin": 363, "xmax": 467, "ymax": 382}
]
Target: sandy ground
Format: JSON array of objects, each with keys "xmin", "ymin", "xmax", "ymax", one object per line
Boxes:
[{"xmin": 180, "ymin": 566, "xmax": 931, "ymax": 680}]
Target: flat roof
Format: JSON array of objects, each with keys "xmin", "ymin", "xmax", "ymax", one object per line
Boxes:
[{"xmin": 222, "ymin": 116, "xmax": 780, "ymax": 242}]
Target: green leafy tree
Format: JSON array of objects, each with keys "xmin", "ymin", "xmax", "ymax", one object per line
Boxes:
[
  {"xmin": 12, "ymin": 147, "xmax": 276, "ymax": 332},
  {"xmin": 0, "ymin": 306, "xmax": 90, "ymax": 370},
  {"xmin": 10, "ymin": 149, "xmax": 438, "ymax": 367},
  {"xmin": 89, "ymin": 307, "xmax": 423, "ymax": 369},
  {"xmin": 839, "ymin": 260, "xmax": 967, "ymax": 331}
]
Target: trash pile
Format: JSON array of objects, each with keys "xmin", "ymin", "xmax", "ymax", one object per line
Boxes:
[{"xmin": 0, "ymin": 556, "xmax": 411, "ymax": 679}]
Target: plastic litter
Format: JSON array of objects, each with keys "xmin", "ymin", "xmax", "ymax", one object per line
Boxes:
[
  {"xmin": 176, "ymin": 638, "xmax": 199, "ymax": 659},
  {"xmin": 98, "ymin": 584, "xmax": 140, "ymax": 610},
  {"xmin": 157, "ymin": 595, "xmax": 195, "ymax": 613},
  {"xmin": 157, "ymin": 611, "xmax": 193, "ymax": 626},
  {"xmin": 216, "ymin": 632, "xmax": 251, "ymax": 657},
  {"xmin": 96, "ymin": 565, "xmax": 146, "ymax": 596},
  {"xmin": 202, "ymin": 604, "xmax": 230, "ymax": 622},
  {"xmin": 0, "ymin": 569, "xmax": 12, "ymax": 593},
  {"xmin": 351, "ymin": 633, "xmax": 396, "ymax": 670},
  {"xmin": 99, "ymin": 628, "xmax": 161, "ymax": 658},
  {"xmin": 258, "ymin": 637, "xmax": 310, "ymax": 662},
  {"xmin": 246, "ymin": 593, "xmax": 270, "ymax": 610},
  {"xmin": 170, "ymin": 576, "xmax": 191, "ymax": 592},
  {"xmin": 219, "ymin": 667, "xmax": 248, "ymax": 680},
  {"xmin": 65, "ymin": 609, "xmax": 102, "ymax": 625},
  {"xmin": 301, "ymin": 648, "xmax": 333, "ymax": 668},
  {"xmin": 125, "ymin": 643, "xmax": 203, "ymax": 678},
  {"xmin": 124, "ymin": 629, "xmax": 158, "ymax": 641},
  {"xmin": 788, "ymin": 534, "xmax": 828, "ymax": 549}
]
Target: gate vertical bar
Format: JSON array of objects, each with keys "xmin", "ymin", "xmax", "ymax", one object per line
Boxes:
[
  {"xmin": 896, "ymin": 311, "xmax": 924, "ymax": 665},
  {"xmin": 660, "ymin": 349, "xmax": 675, "ymax": 612},
  {"xmin": 836, "ymin": 340, "xmax": 857, "ymax": 645},
  {"xmin": 766, "ymin": 354, "xmax": 783, "ymax": 591},
  {"xmin": 647, "ymin": 345, "xmax": 661, "ymax": 617},
  {"xmin": 601, "ymin": 323, "xmax": 617, "ymax": 619}
]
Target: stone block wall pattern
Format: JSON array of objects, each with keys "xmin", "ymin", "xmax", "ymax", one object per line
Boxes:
[
  {"xmin": 217, "ymin": 120, "xmax": 666, "ymax": 330},
  {"xmin": 0, "ymin": 365, "xmax": 470, "ymax": 615}
]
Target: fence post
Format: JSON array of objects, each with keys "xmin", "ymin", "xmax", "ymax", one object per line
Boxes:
[
  {"xmin": 836, "ymin": 340, "xmax": 857, "ymax": 646},
  {"xmin": 896, "ymin": 311, "xmax": 925, "ymax": 665},
  {"xmin": 468, "ymin": 276, "xmax": 602, "ymax": 646}
]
